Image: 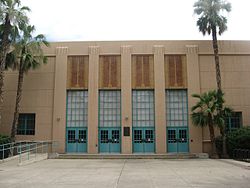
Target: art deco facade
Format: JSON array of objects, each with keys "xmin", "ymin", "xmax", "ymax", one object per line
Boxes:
[{"xmin": 1, "ymin": 41, "xmax": 250, "ymax": 154}]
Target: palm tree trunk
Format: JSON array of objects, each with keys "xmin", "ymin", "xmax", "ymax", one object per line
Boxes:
[
  {"xmin": 208, "ymin": 121, "xmax": 218, "ymax": 158},
  {"xmin": 212, "ymin": 27, "xmax": 222, "ymax": 91},
  {"xmin": 0, "ymin": 15, "xmax": 11, "ymax": 126},
  {"xmin": 212, "ymin": 27, "xmax": 228, "ymax": 157},
  {"xmin": 10, "ymin": 64, "xmax": 24, "ymax": 142}
]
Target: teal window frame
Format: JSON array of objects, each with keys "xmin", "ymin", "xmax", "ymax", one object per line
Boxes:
[
  {"xmin": 99, "ymin": 90, "xmax": 121, "ymax": 128},
  {"xmin": 166, "ymin": 89, "xmax": 188, "ymax": 127},
  {"xmin": 226, "ymin": 112, "xmax": 242, "ymax": 132},
  {"xmin": 67, "ymin": 90, "xmax": 88, "ymax": 128},
  {"xmin": 17, "ymin": 113, "xmax": 35, "ymax": 135},
  {"xmin": 132, "ymin": 90, "xmax": 155, "ymax": 127}
]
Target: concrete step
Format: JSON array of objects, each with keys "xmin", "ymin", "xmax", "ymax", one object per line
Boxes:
[{"xmin": 56, "ymin": 153, "xmax": 207, "ymax": 159}]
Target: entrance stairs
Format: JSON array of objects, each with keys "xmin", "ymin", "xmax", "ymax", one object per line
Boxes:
[{"xmin": 56, "ymin": 153, "xmax": 209, "ymax": 159}]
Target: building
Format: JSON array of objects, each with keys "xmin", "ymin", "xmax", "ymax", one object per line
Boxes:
[{"xmin": 1, "ymin": 40, "xmax": 250, "ymax": 154}]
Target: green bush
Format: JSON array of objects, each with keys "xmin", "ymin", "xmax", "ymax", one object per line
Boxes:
[
  {"xmin": 0, "ymin": 135, "xmax": 11, "ymax": 145},
  {"xmin": 215, "ymin": 127, "xmax": 250, "ymax": 158},
  {"xmin": 226, "ymin": 127, "xmax": 250, "ymax": 157},
  {"xmin": 0, "ymin": 135, "xmax": 11, "ymax": 159}
]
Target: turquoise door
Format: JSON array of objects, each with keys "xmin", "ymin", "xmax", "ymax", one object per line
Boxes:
[
  {"xmin": 66, "ymin": 128, "xmax": 87, "ymax": 153},
  {"xmin": 133, "ymin": 128, "xmax": 155, "ymax": 153},
  {"xmin": 167, "ymin": 127, "xmax": 189, "ymax": 153},
  {"xmin": 99, "ymin": 128, "xmax": 121, "ymax": 153}
]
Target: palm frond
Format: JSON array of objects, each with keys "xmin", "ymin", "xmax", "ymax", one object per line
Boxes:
[
  {"xmin": 192, "ymin": 112, "xmax": 209, "ymax": 127},
  {"xmin": 6, "ymin": 22, "xmax": 50, "ymax": 73},
  {"xmin": 194, "ymin": 0, "xmax": 231, "ymax": 36},
  {"xmin": 5, "ymin": 51, "xmax": 18, "ymax": 70},
  {"xmin": 20, "ymin": 6, "xmax": 30, "ymax": 12},
  {"xmin": 191, "ymin": 89, "xmax": 233, "ymax": 129},
  {"xmin": 192, "ymin": 93, "xmax": 201, "ymax": 98}
]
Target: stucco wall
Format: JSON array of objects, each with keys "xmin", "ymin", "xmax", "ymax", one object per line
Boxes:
[
  {"xmin": 1, "ymin": 57, "xmax": 55, "ymax": 141},
  {"xmin": 0, "ymin": 40, "xmax": 249, "ymax": 154},
  {"xmin": 199, "ymin": 54, "xmax": 250, "ymax": 153}
]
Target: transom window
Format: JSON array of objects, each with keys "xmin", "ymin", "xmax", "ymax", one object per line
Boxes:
[
  {"xmin": 166, "ymin": 90, "xmax": 188, "ymax": 127},
  {"xmin": 67, "ymin": 91, "xmax": 88, "ymax": 127},
  {"xmin": 132, "ymin": 90, "xmax": 155, "ymax": 127},
  {"xmin": 17, "ymin": 114, "xmax": 35, "ymax": 135},
  {"xmin": 99, "ymin": 90, "xmax": 121, "ymax": 127}
]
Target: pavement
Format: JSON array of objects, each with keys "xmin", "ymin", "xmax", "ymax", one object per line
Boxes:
[{"xmin": 0, "ymin": 158, "xmax": 249, "ymax": 188}]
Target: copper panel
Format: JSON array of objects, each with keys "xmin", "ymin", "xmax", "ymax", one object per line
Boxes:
[
  {"xmin": 143, "ymin": 56, "xmax": 150, "ymax": 87},
  {"xmin": 99, "ymin": 55, "xmax": 121, "ymax": 89},
  {"xmin": 78, "ymin": 59, "xmax": 85, "ymax": 87},
  {"xmin": 67, "ymin": 56, "xmax": 89, "ymax": 89},
  {"xmin": 149, "ymin": 55, "xmax": 154, "ymax": 88},
  {"xmin": 103, "ymin": 56, "xmax": 110, "ymax": 87},
  {"xmin": 175, "ymin": 56, "xmax": 183, "ymax": 86},
  {"xmin": 132, "ymin": 55, "xmax": 154, "ymax": 89},
  {"xmin": 165, "ymin": 55, "xmax": 187, "ymax": 88},
  {"xmin": 136, "ymin": 56, "xmax": 143, "ymax": 87},
  {"xmin": 168, "ymin": 56, "xmax": 176, "ymax": 87},
  {"xmin": 110, "ymin": 56, "xmax": 117, "ymax": 87},
  {"xmin": 71, "ymin": 61, "xmax": 78, "ymax": 87}
]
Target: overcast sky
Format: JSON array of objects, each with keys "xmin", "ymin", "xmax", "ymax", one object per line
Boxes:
[{"xmin": 22, "ymin": 0, "xmax": 249, "ymax": 42}]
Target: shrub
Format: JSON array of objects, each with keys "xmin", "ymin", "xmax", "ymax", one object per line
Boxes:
[
  {"xmin": 0, "ymin": 135, "xmax": 11, "ymax": 159},
  {"xmin": 226, "ymin": 127, "xmax": 250, "ymax": 157},
  {"xmin": 0, "ymin": 135, "xmax": 11, "ymax": 145}
]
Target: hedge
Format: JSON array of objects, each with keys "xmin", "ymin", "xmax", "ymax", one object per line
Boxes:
[
  {"xmin": 226, "ymin": 127, "xmax": 250, "ymax": 157},
  {"xmin": 0, "ymin": 135, "xmax": 11, "ymax": 145},
  {"xmin": 215, "ymin": 127, "xmax": 250, "ymax": 158},
  {"xmin": 0, "ymin": 135, "xmax": 11, "ymax": 159}
]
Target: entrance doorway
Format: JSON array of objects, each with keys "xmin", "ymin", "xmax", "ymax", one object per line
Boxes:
[
  {"xmin": 66, "ymin": 128, "xmax": 87, "ymax": 153},
  {"xmin": 99, "ymin": 128, "xmax": 121, "ymax": 153},
  {"xmin": 133, "ymin": 127, "xmax": 155, "ymax": 153},
  {"xmin": 167, "ymin": 127, "xmax": 189, "ymax": 153}
]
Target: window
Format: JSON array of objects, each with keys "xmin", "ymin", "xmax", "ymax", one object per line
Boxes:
[
  {"xmin": 226, "ymin": 112, "xmax": 242, "ymax": 132},
  {"xmin": 99, "ymin": 90, "xmax": 121, "ymax": 127},
  {"xmin": 67, "ymin": 91, "xmax": 88, "ymax": 127},
  {"xmin": 17, "ymin": 114, "xmax": 35, "ymax": 135},
  {"xmin": 166, "ymin": 90, "xmax": 188, "ymax": 127},
  {"xmin": 132, "ymin": 90, "xmax": 155, "ymax": 127}
]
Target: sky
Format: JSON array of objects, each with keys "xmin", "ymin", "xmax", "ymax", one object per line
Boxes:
[{"xmin": 22, "ymin": 0, "xmax": 250, "ymax": 42}]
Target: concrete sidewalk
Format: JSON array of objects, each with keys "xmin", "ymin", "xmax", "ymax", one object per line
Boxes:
[{"xmin": 0, "ymin": 159, "xmax": 249, "ymax": 188}]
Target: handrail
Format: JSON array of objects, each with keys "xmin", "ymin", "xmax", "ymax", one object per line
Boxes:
[{"xmin": 0, "ymin": 140, "xmax": 58, "ymax": 164}]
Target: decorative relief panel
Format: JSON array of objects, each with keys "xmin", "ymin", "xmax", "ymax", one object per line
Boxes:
[
  {"xmin": 132, "ymin": 55, "xmax": 154, "ymax": 88},
  {"xmin": 67, "ymin": 56, "xmax": 89, "ymax": 89},
  {"xmin": 99, "ymin": 55, "xmax": 121, "ymax": 89},
  {"xmin": 165, "ymin": 55, "xmax": 187, "ymax": 88}
]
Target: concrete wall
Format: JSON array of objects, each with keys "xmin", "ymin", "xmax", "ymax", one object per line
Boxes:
[{"xmin": 1, "ymin": 40, "xmax": 249, "ymax": 154}]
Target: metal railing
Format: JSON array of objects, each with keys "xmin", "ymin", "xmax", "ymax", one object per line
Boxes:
[
  {"xmin": 233, "ymin": 149, "xmax": 250, "ymax": 162},
  {"xmin": 0, "ymin": 140, "xmax": 58, "ymax": 164}
]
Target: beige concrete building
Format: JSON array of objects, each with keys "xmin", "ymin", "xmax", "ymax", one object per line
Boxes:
[{"xmin": 1, "ymin": 40, "xmax": 250, "ymax": 154}]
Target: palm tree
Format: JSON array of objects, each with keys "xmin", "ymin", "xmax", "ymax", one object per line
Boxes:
[
  {"xmin": 191, "ymin": 90, "xmax": 232, "ymax": 158},
  {"xmin": 194, "ymin": 0, "xmax": 231, "ymax": 91},
  {"xmin": 6, "ymin": 25, "xmax": 49, "ymax": 141},
  {"xmin": 0, "ymin": 0, "xmax": 30, "ymax": 123},
  {"xmin": 193, "ymin": 0, "xmax": 231, "ymax": 157},
  {"xmin": 191, "ymin": 91, "xmax": 218, "ymax": 157}
]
